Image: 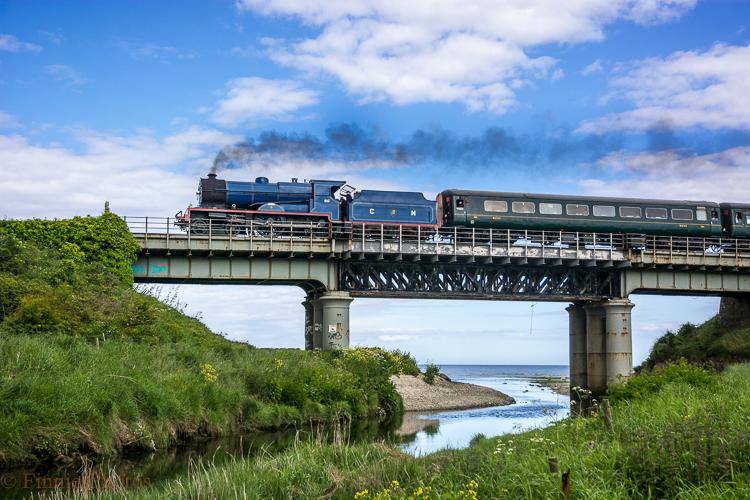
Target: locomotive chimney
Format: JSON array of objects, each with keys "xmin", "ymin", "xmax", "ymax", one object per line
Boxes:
[{"xmin": 207, "ymin": 173, "xmax": 217, "ymax": 179}]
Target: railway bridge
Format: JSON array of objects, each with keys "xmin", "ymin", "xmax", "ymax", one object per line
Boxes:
[{"xmin": 127, "ymin": 217, "xmax": 750, "ymax": 395}]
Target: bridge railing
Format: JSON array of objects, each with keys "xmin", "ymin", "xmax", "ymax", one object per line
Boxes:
[
  {"xmin": 126, "ymin": 216, "xmax": 750, "ymax": 265},
  {"xmin": 124, "ymin": 216, "xmax": 331, "ymax": 239}
]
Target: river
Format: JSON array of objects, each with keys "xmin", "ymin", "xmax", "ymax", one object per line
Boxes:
[{"xmin": 0, "ymin": 365, "xmax": 568, "ymax": 499}]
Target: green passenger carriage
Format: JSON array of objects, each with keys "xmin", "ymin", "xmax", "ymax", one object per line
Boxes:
[
  {"xmin": 438, "ymin": 190, "xmax": 723, "ymax": 238},
  {"xmin": 720, "ymin": 203, "xmax": 750, "ymax": 239}
]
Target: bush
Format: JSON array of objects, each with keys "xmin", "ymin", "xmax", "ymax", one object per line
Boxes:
[
  {"xmin": 608, "ymin": 360, "xmax": 718, "ymax": 404},
  {"xmin": 647, "ymin": 317, "xmax": 750, "ymax": 366},
  {"xmin": 423, "ymin": 362, "xmax": 440, "ymax": 385},
  {"xmin": 0, "ymin": 212, "xmax": 140, "ymax": 285}
]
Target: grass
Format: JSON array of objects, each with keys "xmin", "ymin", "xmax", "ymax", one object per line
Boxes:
[
  {"xmin": 30, "ymin": 363, "xmax": 750, "ymax": 499},
  {"xmin": 0, "ymin": 230, "xmax": 421, "ymax": 465}
]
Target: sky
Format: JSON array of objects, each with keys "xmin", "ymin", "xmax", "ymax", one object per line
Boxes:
[{"xmin": 2, "ymin": 0, "xmax": 748, "ymax": 364}]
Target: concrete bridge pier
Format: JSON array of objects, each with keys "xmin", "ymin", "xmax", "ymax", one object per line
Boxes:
[
  {"xmin": 567, "ymin": 301, "xmax": 588, "ymax": 392},
  {"xmin": 310, "ymin": 297, "xmax": 324, "ymax": 350},
  {"xmin": 603, "ymin": 299, "xmax": 635, "ymax": 384},
  {"xmin": 584, "ymin": 301, "xmax": 608, "ymax": 398},
  {"xmin": 302, "ymin": 297, "xmax": 315, "ymax": 351},
  {"xmin": 568, "ymin": 298, "xmax": 635, "ymax": 403},
  {"xmin": 319, "ymin": 291, "xmax": 353, "ymax": 351}
]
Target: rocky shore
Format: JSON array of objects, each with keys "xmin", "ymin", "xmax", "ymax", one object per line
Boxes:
[{"xmin": 390, "ymin": 373, "xmax": 515, "ymax": 412}]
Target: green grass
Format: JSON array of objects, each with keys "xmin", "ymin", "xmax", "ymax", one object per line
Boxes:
[
  {"xmin": 0, "ymin": 228, "xmax": 421, "ymax": 465},
  {"xmin": 34, "ymin": 364, "xmax": 750, "ymax": 499}
]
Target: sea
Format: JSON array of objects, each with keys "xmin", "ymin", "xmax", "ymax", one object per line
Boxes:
[{"xmin": 399, "ymin": 365, "xmax": 570, "ymax": 456}]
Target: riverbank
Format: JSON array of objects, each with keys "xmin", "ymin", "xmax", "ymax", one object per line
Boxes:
[
  {"xmin": 0, "ymin": 227, "xmax": 429, "ymax": 466},
  {"xmin": 30, "ymin": 362, "xmax": 749, "ymax": 499},
  {"xmin": 390, "ymin": 374, "xmax": 515, "ymax": 411}
]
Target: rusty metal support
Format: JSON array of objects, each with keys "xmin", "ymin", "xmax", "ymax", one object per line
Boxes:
[
  {"xmin": 602, "ymin": 299, "xmax": 635, "ymax": 384},
  {"xmin": 566, "ymin": 301, "xmax": 588, "ymax": 392},
  {"xmin": 319, "ymin": 292, "xmax": 353, "ymax": 351},
  {"xmin": 584, "ymin": 300, "xmax": 608, "ymax": 397},
  {"xmin": 302, "ymin": 298, "xmax": 315, "ymax": 351}
]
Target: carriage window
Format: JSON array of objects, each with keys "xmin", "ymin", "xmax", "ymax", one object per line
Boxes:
[
  {"xmin": 736, "ymin": 212, "xmax": 743, "ymax": 224},
  {"xmin": 711, "ymin": 211, "xmax": 719, "ymax": 221},
  {"xmin": 645, "ymin": 208, "xmax": 667, "ymax": 219},
  {"xmin": 593, "ymin": 205, "xmax": 615, "ymax": 217},
  {"xmin": 512, "ymin": 202, "xmax": 535, "ymax": 214},
  {"xmin": 671, "ymin": 209, "xmax": 694, "ymax": 221},
  {"xmin": 484, "ymin": 200, "xmax": 508, "ymax": 213},
  {"xmin": 696, "ymin": 209, "xmax": 707, "ymax": 221},
  {"xmin": 620, "ymin": 206, "xmax": 642, "ymax": 218},
  {"xmin": 539, "ymin": 203, "xmax": 562, "ymax": 215},
  {"xmin": 566, "ymin": 204, "xmax": 589, "ymax": 216}
]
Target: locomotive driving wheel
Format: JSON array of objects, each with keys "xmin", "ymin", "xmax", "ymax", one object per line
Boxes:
[
  {"xmin": 189, "ymin": 219, "xmax": 209, "ymax": 235},
  {"xmin": 252, "ymin": 214, "xmax": 281, "ymax": 237},
  {"xmin": 221, "ymin": 220, "xmax": 245, "ymax": 237}
]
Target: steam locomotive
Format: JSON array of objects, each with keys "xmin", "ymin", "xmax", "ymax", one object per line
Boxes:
[
  {"xmin": 176, "ymin": 173, "xmax": 750, "ymax": 240},
  {"xmin": 175, "ymin": 173, "xmax": 437, "ymax": 234}
]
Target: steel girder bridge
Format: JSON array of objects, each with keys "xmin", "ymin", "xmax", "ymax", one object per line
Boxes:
[{"xmin": 126, "ymin": 217, "xmax": 750, "ymax": 386}]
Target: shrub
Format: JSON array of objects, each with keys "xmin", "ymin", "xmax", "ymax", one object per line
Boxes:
[
  {"xmin": 608, "ymin": 360, "xmax": 718, "ymax": 404},
  {"xmin": 423, "ymin": 362, "xmax": 440, "ymax": 385},
  {"xmin": 0, "ymin": 212, "xmax": 140, "ymax": 285},
  {"xmin": 280, "ymin": 381, "xmax": 307, "ymax": 409}
]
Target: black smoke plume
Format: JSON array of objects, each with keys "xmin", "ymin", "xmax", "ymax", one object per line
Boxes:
[{"xmin": 211, "ymin": 122, "xmax": 624, "ymax": 173}]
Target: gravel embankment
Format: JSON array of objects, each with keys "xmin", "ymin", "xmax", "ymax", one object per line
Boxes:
[{"xmin": 391, "ymin": 374, "xmax": 515, "ymax": 412}]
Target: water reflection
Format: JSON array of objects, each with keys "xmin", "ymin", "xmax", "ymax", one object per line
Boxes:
[{"xmin": 0, "ymin": 415, "xmax": 407, "ymax": 499}]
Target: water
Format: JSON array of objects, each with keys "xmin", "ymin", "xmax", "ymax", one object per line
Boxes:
[
  {"xmin": 397, "ymin": 365, "xmax": 570, "ymax": 456},
  {"xmin": 0, "ymin": 365, "xmax": 568, "ymax": 498}
]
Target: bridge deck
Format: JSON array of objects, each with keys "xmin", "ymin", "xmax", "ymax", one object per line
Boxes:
[{"xmin": 128, "ymin": 217, "xmax": 750, "ymax": 271}]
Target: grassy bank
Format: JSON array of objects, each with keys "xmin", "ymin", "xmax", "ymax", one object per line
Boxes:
[
  {"xmin": 0, "ymin": 221, "xmax": 420, "ymax": 465},
  {"xmin": 647, "ymin": 316, "xmax": 750, "ymax": 368},
  {"xmin": 34, "ymin": 363, "xmax": 750, "ymax": 499}
]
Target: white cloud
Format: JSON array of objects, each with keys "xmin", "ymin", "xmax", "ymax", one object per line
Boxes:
[
  {"xmin": 0, "ymin": 126, "xmax": 242, "ymax": 219},
  {"xmin": 578, "ymin": 43, "xmax": 750, "ymax": 133},
  {"xmin": 44, "ymin": 65, "xmax": 87, "ymax": 86},
  {"xmin": 115, "ymin": 39, "xmax": 197, "ymax": 60},
  {"xmin": 0, "ymin": 111, "xmax": 21, "ymax": 128},
  {"xmin": 230, "ymin": 45, "xmax": 260, "ymax": 58},
  {"xmin": 581, "ymin": 59, "xmax": 604, "ymax": 76},
  {"xmin": 378, "ymin": 335, "xmax": 415, "ymax": 342},
  {"xmin": 208, "ymin": 77, "xmax": 320, "ymax": 128},
  {"xmin": 39, "ymin": 30, "xmax": 64, "ymax": 46},
  {"xmin": 0, "ymin": 34, "xmax": 42, "ymax": 52},
  {"xmin": 116, "ymin": 39, "xmax": 175, "ymax": 58},
  {"xmin": 0, "ymin": 124, "xmax": 421, "ymax": 221},
  {"xmin": 238, "ymin": 0, "xmax": 696, "ymax": 113},
  {"xmin": 578, "ymin": 146, "xmax": 750, "ymax": 202}
]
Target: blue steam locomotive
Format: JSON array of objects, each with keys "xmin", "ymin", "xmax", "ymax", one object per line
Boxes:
[
  {"xmin": 175, "ymin": 173, "xmax": 437, "ymax": 234},
  {"xmin": 176, "ymin": 173, "xmax": 750, "ymax": 241}
]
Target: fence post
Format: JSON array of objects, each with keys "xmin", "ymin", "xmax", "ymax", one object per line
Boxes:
[
  {"xmin": 166, "ymin": 217, "xmax": 171, "ymax": 256},
  {"xmin": 208, "ymin": 218, "xmax": 213, "ymax": 257},
  {"xmin": 602, "ymin": 398, "xmax": 613, "ymax": 431}
]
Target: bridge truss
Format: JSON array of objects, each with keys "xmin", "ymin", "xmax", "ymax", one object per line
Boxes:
[{"xmin": 340, "ymin": 261, "xmax": 620, "ymax": 300}]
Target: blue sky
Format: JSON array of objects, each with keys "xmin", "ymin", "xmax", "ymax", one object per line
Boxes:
[{"xmin": 2, "ymin": 0, "xmax": 748, "ymax": 364}]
